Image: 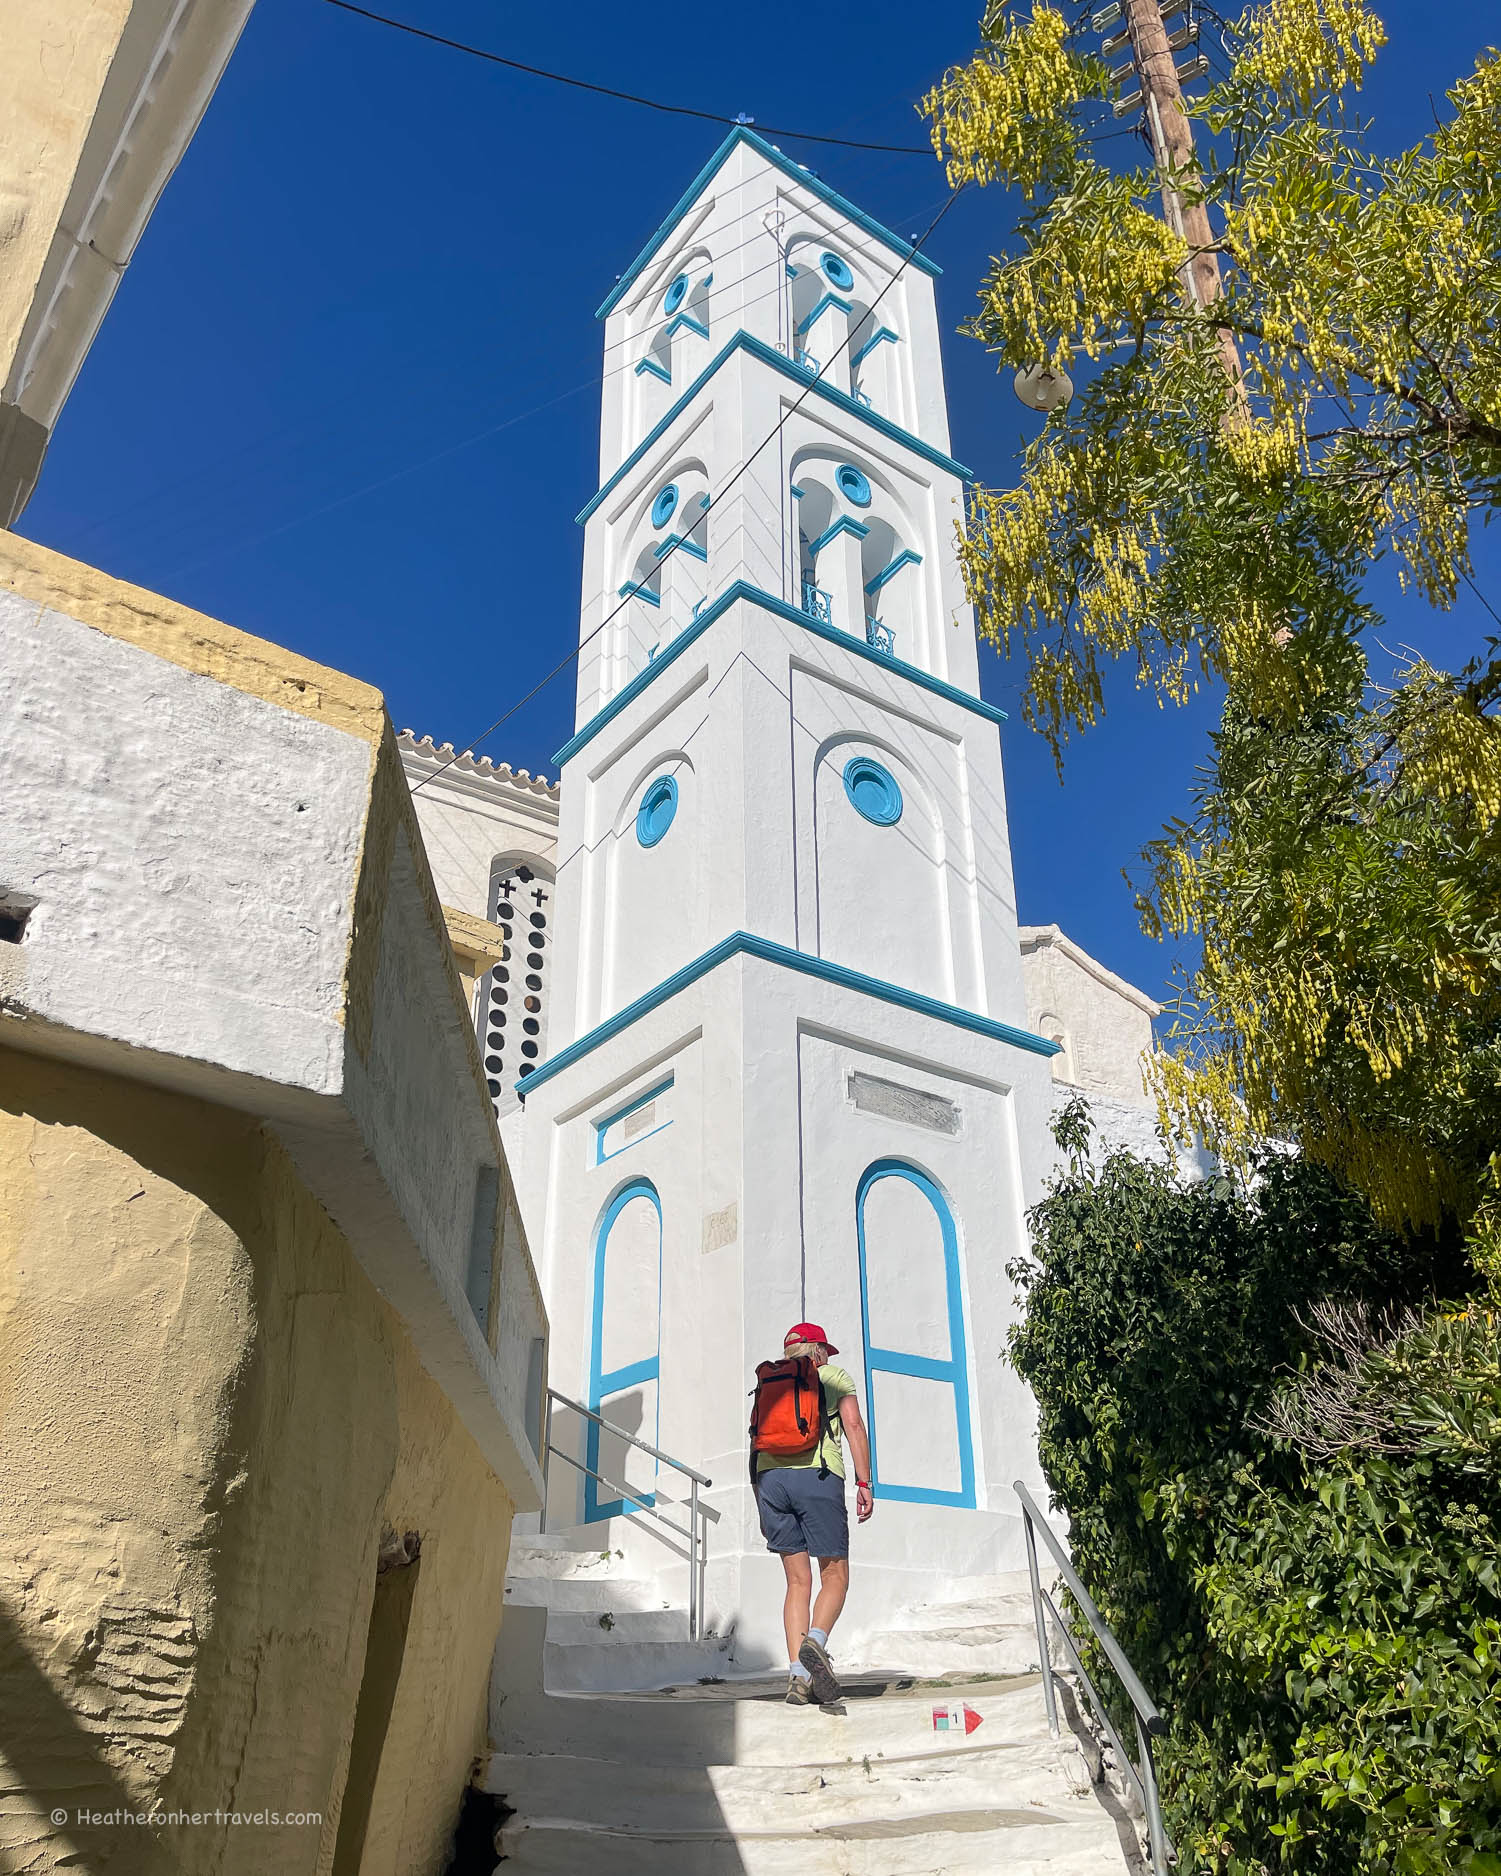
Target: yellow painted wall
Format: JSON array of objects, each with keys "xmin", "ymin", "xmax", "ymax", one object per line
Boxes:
[
  {"xmin": 0, "ymin": 1043, "xmax": 514, "ymax": 1875},
  {"xmin": 0, "ymin": 3, "xmax": 132, "ymax": 379}
]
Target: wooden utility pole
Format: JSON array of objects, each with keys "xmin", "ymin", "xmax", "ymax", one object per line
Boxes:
[{"xmin": 1103, "ymin": 0, "xmax": 1243, "ymax": 387}]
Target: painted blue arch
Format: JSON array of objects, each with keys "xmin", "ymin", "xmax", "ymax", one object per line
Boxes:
[
  {"xmin": 586, "ymin": 1178, "xmax": 663, "ymax": 1521},
  {"xmin": 855, "ymin": 1160, "xmax": 976, "ymax": 1509}
]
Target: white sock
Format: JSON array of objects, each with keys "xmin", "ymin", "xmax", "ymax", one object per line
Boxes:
[
  {"xmin": 789, "ymin": 1660, "xmax": 812, "ymax": 1682},
  {"xmin": 807, "ymin": 1627, "xmax": 829, "ymax": 1649}
]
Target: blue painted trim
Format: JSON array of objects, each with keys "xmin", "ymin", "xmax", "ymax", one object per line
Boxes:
[
  {"xmin": 516, "ymin": 931, "xmax": 1058, "ymax": 1100},
  {"xmin": 664, "ymin": 310, "xmax": 709, "ymax": 342},
  {"xmin": 595, "ymin": 127, "xmax": 941, "ymax": 320},
  {"xmin": 843, "ymin": 755, "xmax": 903, "ymax": 826},
  {"xmin": 586, "ymin": 1178, "xmax": 663, "ymax": 1521},
  {"xmin": 807, "ymin": 515, "xmax": 869, "ymax": 557},
  {"xmin": 789, "ymin": 483, "xmax": 806, "ymax": 500},
  {"xmin": 553, "ymin": 581, "xmax": 1005, "ymax": 769},
  {"xmin": 650, "ymin": 483, "xmax": 680, "ymax": 529},
  {"xmin": 617, "ymin": 580, "xmax": 661, "ymax": 608},
  {"xmin": 595, "ymin": 1075, "xmax": 676, "ymax": 1165},
  {"xmin": 635, "ymin": 773, "xmax": 679, "ymax": 847},
  {"xmin": 652, "ymin": 530, "xmax": 707, "ymax": 562},
  {"xmin": 795, "ymin": 291, "xmax": 852, "ymax": 337},
  {"xmin": 577, "ymin": 332, "xmax": 971, "ymax": 526},
  {"xmin": 634, "ymin": 356, "xmax": 671, "ymax": 384},
  {"xmin": 865, "ymin": 548, "xmax": 923, "ymax": 595},
  {"xmin": 821, "ymin": 250, "xmax": 856, "ymax": 291},
  {"xmin": 857, "ymin": 1160, "xmax": 976, "ymax": 1510},
  {"xmin": 664, "ymin": 273, "xmax": 689, "ymax": 314},
  {"xmin": 851, "ymin": 325, "xmax": 900, "ymax": 368}
]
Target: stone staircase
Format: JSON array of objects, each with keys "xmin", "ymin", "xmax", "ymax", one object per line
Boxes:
[
  {"xmin": 489, "ymin": 1538, "xmax": 1143, "ymax": 1874},
  {"xmin": 502, "ymin": 1531, "xmax": 734, "ymax": 1692}
]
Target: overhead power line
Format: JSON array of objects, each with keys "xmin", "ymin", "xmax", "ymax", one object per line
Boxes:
[
  {"xmin": 320, "ymin": 0, "xmax": 938, "ymax": 155},
  {"xmin": 410, "ymin": 184, "xmax": 966, "ymax": 796}
]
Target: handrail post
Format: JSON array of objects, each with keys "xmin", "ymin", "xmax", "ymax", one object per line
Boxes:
[
  {"xmin": 538, "ymin": 1389, "xmax": 554, "ymax": 1535},
  {"xmin": 689, "ymin": 1479, "xmax": 700, "ymax": 1640},
  {"xmin": 1136, "ymin": 1712, "xmax": 1170, "ymax": 1876},
  {"xmin": 1022, "ymin": 1504, "xmax": 1059, "ymax": 1738}
]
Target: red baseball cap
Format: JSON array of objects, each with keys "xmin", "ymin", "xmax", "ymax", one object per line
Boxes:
[{"xmin": 785, "ymin": 1321, "xmax": 839, "ymax": 1356}]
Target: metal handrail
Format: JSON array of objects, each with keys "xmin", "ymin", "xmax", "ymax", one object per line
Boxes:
[
  {"xmin": 1015, "ymin": 1481, "xmax": 1174, "ymax": 1875},
  {"xmin": 539, "ymin": 1387, "xmax": 712, "ymax": 1639}
]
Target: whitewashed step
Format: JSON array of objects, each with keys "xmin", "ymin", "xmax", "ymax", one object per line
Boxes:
[
  {"xmin": 490, "ymin": 1735, "xmax": 1091, "ymax": 1835},
  {"xmin": 542, "ymin": 1631, "xmax": 736, "ymax": 1693},
  {"xmin": 544, "ymin": 1608, "xmax": 690, "ymax": 1645},
  {"xmin": 504, "ymin": 1575, "xmax": 663, "ymax": 1613},
  {"xmin": 497, "ymin": 1812, "xmax": 1131, "ymax": 1876},
  {"xmin": 506, "ymin": 1538, "xmax": 633, "ymax": 1581},
  {"xmin": 853, "ymin": 1621, "xmax": 1039, "ymax": 1677}
]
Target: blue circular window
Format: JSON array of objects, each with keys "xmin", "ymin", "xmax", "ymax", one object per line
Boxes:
[
  {"xmin": 650, "ymin": 484, "xmax": 680, "ymax": 530},
  {"xmin": 836, "ymin": 464, "xmax": 872, "ymax": 508},
  {"xmin": 843, "ymin": 757, "xmax": 902, "ymax": 826},
  {"xmin": 636, "ymin": 774, "xmax": 679, "ymax": 847},
  {"xmin": 664, "ymin": 273, "xmax": 689, "ymax": 314},
  {"xmin": 820, "ymin": 251, "xmax": 854, "ymax": 291}
]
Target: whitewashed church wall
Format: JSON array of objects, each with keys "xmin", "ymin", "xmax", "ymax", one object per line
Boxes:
[
  {"xmin": 398, "ymin": 755, "xmax": 559, "ymax": 923},
  {"xmin": 1018, "ymin": 926, "xmax": 1159, "ymax": 1107}
]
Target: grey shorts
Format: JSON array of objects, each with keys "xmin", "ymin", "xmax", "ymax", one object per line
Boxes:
[{"xmin": 757, "ymin": 1467, "xmax": 849, "ymax": 1559}]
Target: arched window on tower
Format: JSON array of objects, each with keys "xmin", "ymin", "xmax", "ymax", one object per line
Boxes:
[
  {"xmin": 859, "ymin": 513, "xmax": 922, "ymax": 662},
  {"xmin": 619, "ymin": 472, "xmax": 710, "ymax": 677},
  {"xmin": 477, "ymin": 854, "xmax": 556, "ymax": 1111},
  {"xmin": 633, "ymin": 255, "xmax": 713, "ymax": 392},
  {"xmin": 849, "ymin": 300, "xmax": 901, "ymax": 416}
]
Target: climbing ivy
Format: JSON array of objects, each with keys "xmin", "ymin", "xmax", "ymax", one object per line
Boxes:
[{"xmin": 1013, "ymin": 1104, "xmax": 1501, "ymax": 1872}]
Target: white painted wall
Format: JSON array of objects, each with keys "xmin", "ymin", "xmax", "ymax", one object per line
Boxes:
[{"xmin": 0, "ymin": 590, "xmax": 547, "ymax": 1509}]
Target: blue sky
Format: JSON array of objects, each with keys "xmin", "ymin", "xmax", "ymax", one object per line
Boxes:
[{"xmin": 20, "ymin": 0, "xmax": 1499, "ymax": 1008}]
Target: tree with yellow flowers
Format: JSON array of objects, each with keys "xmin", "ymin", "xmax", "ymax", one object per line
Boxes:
[{"xmin": 924, "ymin": 0, "xmax": 1501, "ymax": 1285}]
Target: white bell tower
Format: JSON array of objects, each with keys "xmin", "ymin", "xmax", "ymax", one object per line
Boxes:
[{"xmin": 510, "ymin": 129, "xmax": 1059, "ymax": 1667}]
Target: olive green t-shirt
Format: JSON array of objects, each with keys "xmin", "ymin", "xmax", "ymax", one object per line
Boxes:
[{"xmin": 756, "ymin": 1364, "xmax": 857, "ymax": 1478}]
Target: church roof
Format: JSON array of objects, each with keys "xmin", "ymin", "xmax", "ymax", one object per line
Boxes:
[
  {"xmin": 397, "ymin": 730, "xmax": 559, "ymax": 798},
  {"xmin": 595, "ymin": 125, "xmax": 942, "ymax": 321}
]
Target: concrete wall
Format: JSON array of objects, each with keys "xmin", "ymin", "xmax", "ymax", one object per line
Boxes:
[{"xmin": 0, "ymin": 1045, "xmax": 512, "ymax": 1875}]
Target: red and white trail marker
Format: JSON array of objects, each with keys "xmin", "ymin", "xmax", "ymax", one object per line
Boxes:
[{"xmin": 930, "ymin": 1703, "xmax": 984, "ymax": 1735}]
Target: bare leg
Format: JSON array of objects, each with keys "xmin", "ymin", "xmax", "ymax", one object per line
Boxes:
[
  {"xmin": 812, "ymin": 1556, "xmax": 849, "ymax": 1640},
  {"xmin": 780, "ymin": 1552, "xmax": 813, "ymax": 1664}
]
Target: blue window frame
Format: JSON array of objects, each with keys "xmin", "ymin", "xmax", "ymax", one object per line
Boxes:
[
  {"xmin": 836, "ymin": 463, "xmax": 872, "ymax": 508},
  {"xmin": 843, "ymin": 756, "xmax": 903, "ymax": 826},
  {"xmin": 636, "ymin": 773, "xmax": 679, "ymax": 846},
  {"xmin": 586, "ymin": 1179, "xmax": 662, "ymax": 1520},
  {"xmin": 650, "ymin": 483, "xmax": 680, "ymax": 529},
  {"xmin": 821, "ymin": 250, "xmax": 855, "ymax": 291},
  {"xmin": 856, "ymin": 1160, "xmax": 975, "ymax": 1508}
]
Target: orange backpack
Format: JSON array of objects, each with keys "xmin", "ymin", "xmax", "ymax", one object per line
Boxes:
[{"xmin": 749, "ymin": 1355, "xmax": 827, "ymax": 1464}]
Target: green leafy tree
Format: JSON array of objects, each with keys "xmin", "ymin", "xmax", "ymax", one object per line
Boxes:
[
  {"xmin": 922, "ymin": 2, "xmax": 1501, "ymax": 1279},
  {"xmin": 1014, "ymin": 1106, "xmax": 1500, "ymax": 1872}
]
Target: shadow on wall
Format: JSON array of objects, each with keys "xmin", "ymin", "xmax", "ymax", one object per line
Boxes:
[{"xmin": 0, "ymin": 1597, "xmax": 145, "ymax": 1871}]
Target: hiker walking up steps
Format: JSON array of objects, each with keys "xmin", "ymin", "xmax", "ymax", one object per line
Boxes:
[{"xmin": 750, "ymin": 1323, "xmax": 875, "ymax": 1707}]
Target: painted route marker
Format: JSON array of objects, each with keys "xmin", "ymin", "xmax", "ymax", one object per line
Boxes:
[{"xmin": 931, "ymin": 1702, "xmax": 984, "ymax": 1735}]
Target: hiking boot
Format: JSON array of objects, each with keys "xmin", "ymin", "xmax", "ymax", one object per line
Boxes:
[
  {"xmin": 798, "ymin": 1635, "xmax": 843, "ymax": 1705},
  {"xmin": 785, "ymin": 1674, "xmax": 814, "ymax": 1706}
]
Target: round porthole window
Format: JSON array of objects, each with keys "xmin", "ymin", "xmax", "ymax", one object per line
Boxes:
[
  {"xmin": 836, "ymin": 463, "xmax": 872, "ymax": 508},
  {"xmin": 843, "ymin": 756, "xmax": 902, "ymax": 826},
  {"xmin": 820, "ymin": 251, "xmax": 854, "ymax": 291},
  {"xmin": 664, "ymin": 273, "xmax": 689, "ymax": 314},
  {"xmin": 650, "ymin": 483, "xmax": 680, "ymax": 530},
  {"xmin": 636, "ymin": 774, "xmax": 679, "ymax": 847}
]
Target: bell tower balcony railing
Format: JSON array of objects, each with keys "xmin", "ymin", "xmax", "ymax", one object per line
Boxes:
[
  {"xmin": 865, "ymin": 617, "xmax": 895, "ymax": 656},
  {"xmin": 800, "ymin": 579, "xmax": 833, "ymax": 624}
]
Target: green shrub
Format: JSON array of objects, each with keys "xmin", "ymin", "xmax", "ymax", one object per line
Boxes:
[{"xmin": 1013, "ymin": 1104, "xmax": 1500, "ymax": 1872}]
